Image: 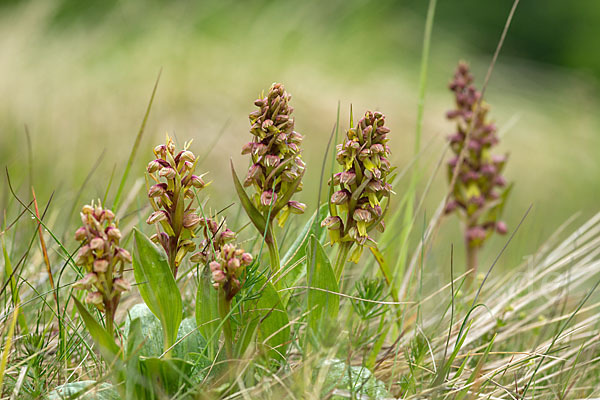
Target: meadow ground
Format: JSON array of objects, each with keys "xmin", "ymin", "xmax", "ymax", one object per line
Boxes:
[{"xmin": 1, "ymin": 1, "xmax": 600, "ymax": 399}]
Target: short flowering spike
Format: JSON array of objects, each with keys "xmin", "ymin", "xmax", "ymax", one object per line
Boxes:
[
  {"xmin": 146, "ymin": 134, "xmax": 209, "ymax": 276},
  {"xmin": 324, "ymin": 110, "xmax": 393, "ymax": 266},
  {"xmin": 190, "ymin": 215, "xmax": 238, "ymax": 267},
  {"xmin": 73, "ymin": 201, "xmax": 131, "ymax": 330},
  {"xmin": 243, "ymin": 83, "xmax": 305, "ymax": 226},
  {"xmin": 445, "ymin": 62, "xmax": 512, "ymax": 275},
  {"xmin": 209, "ymin": 243, "xmax": 253, "ymax": 301}
]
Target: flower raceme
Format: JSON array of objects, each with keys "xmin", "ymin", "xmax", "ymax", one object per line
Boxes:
[
  {"xmin": 73, "ymin": 201, "xmax": 131, "ymax": 327},
  {"xmin": 209, "ymin": 243, "xmax": 253, "ymax": 301},
  {"xmin": 189, "ymin": 215, "xmax": 237, "ymax": 265},
  {"xmin": 323, "ymin": 111, "xmax": 393, "ymax": 264},
  {"xmin": 243, "ymin": 83, "xmax": 306, "ymax": 227},
  {"xmin": 146, "ymin": 134, "xmax": 207, "ymax": 276},
  {"xmin": 445, "ymin": 62, "xmax": 511, "ymax": 250}
]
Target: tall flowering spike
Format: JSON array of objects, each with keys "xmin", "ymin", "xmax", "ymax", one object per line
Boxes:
[
  {"xmin": 209, "ymin": 243, "xmax": 253, "ymax": 301},
  {"xmin": 73, "ymin": 201, "xmax": 131, "ymax": 329},
  {"xmin": 445, "ymin": 62, "xmax": 512, "ymax": 271},
  {"xmin": 323, "ymin": 110, "xmax": 393, "ymax": 264},
  {"xmin": 146, "ymin": 134, "xmax": 208, "ymax": 276},
  {"xmin": 244, "ymin": 83, "xmax": 306, "ymax": 227}
]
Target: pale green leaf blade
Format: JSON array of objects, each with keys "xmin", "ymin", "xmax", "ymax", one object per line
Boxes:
[
  {"xmin": 73, "ymin": 298, "xmax": 121, "ymax": 361},
  {"xmin": 254, "ymin": 281, "xmax": 290, "ymax": 364},
  {"xmin": 133, "ymin": 227, "xmax": 182, "ymax": 350},
  {"xmin": 195, "ymin": 265, "xmax": 220, "ymax": 357},
  {"xmin": 306, "ymin": 235, "xmax": 339, "ymax": 335}
]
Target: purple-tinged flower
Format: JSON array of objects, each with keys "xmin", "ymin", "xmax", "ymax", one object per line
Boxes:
[
  {"xmin": 242, "ymin": 83, "xmax": 305, "ymax": 225},
  {"xmin": 73, "ymin": 201, "xmax": 131, "ymax": 324},
  {"xmin": 445, "ymin": 62, "xmax": 512, "ymax": 276},
  {"xmin": 324, "ymin": 110, "xmax": 393, "ymax": 261}
]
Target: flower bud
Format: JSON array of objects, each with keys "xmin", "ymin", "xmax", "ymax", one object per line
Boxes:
[
  {"xmin": 75, "ymin": 227, "xmax": 87, "ymax": 241},
  {"xmin": 146, "ymin": 210, "xmax": 169, "ymax": 225},
  {"xmin": 466, "ymin": 226, "xmax": 486, "ymax": 244},
  {"xmin": 444, "ymin": 200, "xmax": 458, "ymax": 215},
  {"xmin": 73, "ymin": 273, "xmax": 98, "ymax": 290},
  {"xmin": 154, "ymin": 145, "xmax": 167, "ymax": 158},
  {"xmin": 189, "ymin": 175, "xmax": 206, "ymax": 189},
  {"xmin": 116, "ymin": 248, "xmax": 132, "ymax": 264},
  {"xmin": 90, "ymin": 237, "xmax": 104, "ymax": 251},
  {"xmin": 85, "ymin": 291, "xmax": 104, "ymax": 308},
  {"xmin": 159, "ymin": 167, "xmax": 176, "ymax": 180},
  {"xmin": 227, "ymin": 257, "xmax": 241, "ymax": 271},
  {"xmin": 241, "ymin": 252, "xmax": 253, "ymax": 266},
  {"xmin": 264, "ymin": 154, "xmax": 280, "ymax": 168},
  {"xmin": 219, "ymin": 228, "xmax": 236, "ymax": 243},
  {"xmin": 260, "ymin": 190, "xmax": 277, "ymax": 207},
  {"xmin": 353, "ymin": 208, "xmax": 372, "ymax": 223},
  {"xmin": 288, "ymin": 200, "xmax": 306, "ymax": 214},
  {"xmin": 496, "ymin": 221, "xmax": 508, "ymax": 234},
  {"xmin": 82, "ymin": 205, "xmax": 94, "ymax": 215},
  {"xmin": 331, "ymin": 190, "xmax": 350, "ymax": 205},
  {"xmin": 93, "ymin": 259, "xmax": 109, "ymax": 273},
  {"xmin": 113, "ymin": 278, "xmax": 131, "ymax": 292},
  {"xmin": 147, "ymin": 159, "xmax": 162, "ymax": 173},
  {"xmin": 148, "ymin": 183, "xmax": 167, "ymax": 198},
  {"xmin": 183, "ymin": 212, "xmax": 200, "ymax": 229},
  {"xmin": 339, "ymin": 171, "xmax": 356, "ymax": 185},
  {"xmin": 321, "ymin": 216, "xmax": 342, "ymax": 231},
  {"xmin": 179, "ymin": 150, "xmax": 195, "ymax": 163},
  {"xmin": 212, "ymin": 269, "xmax": 226, "ymax": 284},
  {"xmin": 106, "ymin": 227, "xmax": 122, "ymax": 242},
  {"xmin": 244, "ymin": 164, "xmax": 263, "ymax": 187}
]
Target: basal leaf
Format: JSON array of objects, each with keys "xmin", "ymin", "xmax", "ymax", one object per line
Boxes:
[
  {"xmin": 73, "ymin": 297, "xmax": 121, "ymax": 362},
  {"xmin": 133, "ymin": 227, "xmax": 182, "ymax": 353},
  {"xmin": 138, "ymin": 357, "xmax": 193, "ymax": 397},
  {"xmin": 195, "ymin": 264, "xmax": 220, "ymax": 358},
  {"xmin": 254, "ymin": 281, "xmax": 290, "ymax": 364},
  {"xmin": 306, "ymin": 235, "xmax": 339, "ymax": 338},
  {"xmin": 47, "ymin": 381, "xmax": 119, "ymax": 400}
]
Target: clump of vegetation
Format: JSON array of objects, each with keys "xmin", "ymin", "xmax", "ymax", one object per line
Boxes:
[{"xmin": 1, "ymin": 6, "xmax": 600, "ymax": 400}]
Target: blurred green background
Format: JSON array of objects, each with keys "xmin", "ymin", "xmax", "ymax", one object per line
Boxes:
[{"xmin": 1, "ymin": 0, "xmax": 599, "ymax": 270}]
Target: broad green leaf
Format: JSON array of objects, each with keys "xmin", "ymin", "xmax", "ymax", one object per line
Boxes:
[
  {"xmin": 124, "ymin": 317, "xmax": 147, "ymax": 400},
  {"xmin": 235, "ymin": 315, "xmax": 259, "ymax": 359},
  {"xmin": 174, "ymin": 317, "xmax": 207, "ymax": 361},
  {"xmin": 253, "ymin": 281, "xmax": 290, "ymax": 364},
  {"xmin": 195, "ymin": 265, "xmax": 220, "ymax": 357},
  {"xmin": 73, "ymin": 298, "xmax": 121, "ymax": 362},
  {"xmin": 315, "ymin": 359, "xmax": 390, "ymax": 399},
  {"xmin": 138, "ymin": 357, "xmax": 193, "ymax": 397},
  {"xmin": 124, "ymin": 303, "xmax": 163, "ymax": 358},
  {"xmin": 47, "ymin": 381, "xmax": 119, "ymax": 400},
  {"xmin": 133, "ymin": 228, "xmax": 182, "ymax": 352},
  {"xmin": 306, "ymin": 235, "xmax": 339, "ymax": 337},
  {"xmin": 230, "ymin": 160, "xmax": 266, "ymax": 234}
]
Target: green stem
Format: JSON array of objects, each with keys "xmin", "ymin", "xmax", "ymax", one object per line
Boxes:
[
  {"xmin": 105, "ymin": 309, "xmax": 114, "ymax": 339},
  {"xmin": 334, "ymin": 242, "xmax": 352, "ymax": 282},
  {"xmin": 218, "ymin": 292, "xmax": 233, "ymax": 358},
  {"xmin": 266, "ymin": 223, "xmax": 281, "ymax": 283},
  {"xmin": 465, "ymin": 240, "xmax": 479, "ymax": 287}
]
